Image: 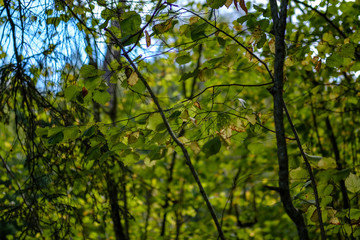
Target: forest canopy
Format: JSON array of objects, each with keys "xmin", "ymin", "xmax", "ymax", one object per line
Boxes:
[{"xmin": 1, "ymin": 0, "xmax": 360, "ymax": 239}]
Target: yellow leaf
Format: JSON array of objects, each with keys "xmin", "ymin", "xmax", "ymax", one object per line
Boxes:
[
  {"xmin": 190, "ymin": 142, "xmax": 201, "ymax": 154},
  {"xmin": 4, "ymin": 141, "xmax": 12, "ymax": 149},
  {"xmin": 315, "ymin": 59, "xmax": 322, "ymax": 72},
  {"xmin": 252, "ymin": 27, "xmax": 262, "ymax": 44},
  {"xmin": 345, "ymin": 173, "xmax": 360, "ymax": 193},
  {"xmin": 198, "ymin": 68, "xmax": 214, "ymax": 82},
  {"xmin": 285, "ymin": 56, "xmax": 295, "ymax": 67},
  {"xmin": 144, "ymin": 158, "xmax": 156, "ymax": 167},
  {"xmin": 233, "ymin": 24, "xmax": 242, "ymax": 32},
  {"xmin": 154, "ymin": 19, "xmax": 173, "ymax": 34},
  {"xmin": 145, "ymin": 30, "xmax": 151, "ymax": 48},
  {"xmin": 245, "ymin": 47, "xmax": 253, "ymax": 61},
  {"xmin": 127, "ymin": 72, "xmax": 138, "ymax": 86},
  {"xmin": 318, "ymin": 157, "xmax": 337, "ymax": 169},
  {"xmin": 128, "ymin": 131, "xmax": 140, "ymax": 144},
  {"xmin": 194, "ymin": 101, "xmax": 201, "ymax": 109},
  {"xmin": 178, "ymin": 136, "xmax": 189, "ymax": 144},
  {"xmin": 225, "ymin": 0, "xmax": 232, "ymax": 8},
  {"xmin": 269, "ymin": 38, "xmax": 275, "ymax": 53},
  {"xmin": 189, "ymin": 16, "xmax": 199, "ymax": 25},
  {"xmin": 246, "ymin": 114, "xmax": 256, "ymax": 125},
  {"xmin": 180, "ymin": 110, "xmax": 189, "ymax": 121},
  {"xmin": 216, "ymin": 128, "xmax": 232, "ymax": 145}
]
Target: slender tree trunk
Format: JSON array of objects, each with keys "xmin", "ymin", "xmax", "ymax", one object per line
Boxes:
[
  {"xmin": 106, "ymin": 169, "xmax": 126, "ymax": 240},
  {"xmin": 269, "ymin": 1, "xmax": 309, "ymax": 239}
]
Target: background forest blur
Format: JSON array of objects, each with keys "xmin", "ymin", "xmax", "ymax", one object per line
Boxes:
[{"xmin": 1, "ymin": 0, "xmax": 360, "ymax": 239}]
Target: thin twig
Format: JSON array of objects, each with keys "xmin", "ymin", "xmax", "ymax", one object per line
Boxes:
[{"xmin": 283, "ymin": 101, "xmax": 326, "ymax": 239}]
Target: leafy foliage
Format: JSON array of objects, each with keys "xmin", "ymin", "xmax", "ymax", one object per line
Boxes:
[{"xmin": 0, "ymin": 0, "xmax": 360, "ymax": 239}]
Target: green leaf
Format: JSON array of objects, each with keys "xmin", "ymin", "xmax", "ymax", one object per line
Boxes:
[
  {"xmin": 111, "ymin": 142, "xmax": 128, "ymax": 152},
  {"xmin": 349, "ymin": 209, "xmax": 360, "ymax": 220},
  {"xmin": 320, "ymin": 196, "xmax": 332, "ymax": 207},
  {"xmin": 318, "ymin": 184, "xmax": 333, "ymax": 197},
  {"xmin": 256, "ymin": 33, "xmax": 267, "ymax": 48},
  {"xmin": 147, "ymin": 113, "xmax": 163, "ymax": 131},
  {"xmin": 207, "ymin": 0, "xmax": 226, "ymax": 9},
  {"xmin": 198, "ymin": 68, "xmax": 214, "ymax": 82},
  {"xmin": 149, "ymin": 146, "xmax": 165, "ymax": 160},
  {"xmin": 45, "ymin": 9, "xmax": 53, "ymax": 15},
  {"xmin": 118, "ymin": 12, "xmax": 142, "ymax": 45},
  {"xmin": 339, "ymin": 43, "xmax": 355, "ymax": 58},
  {"xmin": 120, "ymin": 12, "xmax": 141, "ymax": 34},
  {"xmin": 35, "ymin": 127, "xmax": 49, "ymax": 138},
  {"xmin": 101, "ymin": 9, "xmax": 113, "ymax": 20},
  {"xmin": 80, "ymin": 64, "xmax": 105, "ymax": 78},
  {"xmin": 323, "ymin": 32, "xmax": 336, "ymax": 45},
  {"xmin": 82, "ymin": 125, "xmax": 97, "ymax": 138},
  {"xmin": 237, "ymin": 14, "xmax": 254, "ymax": 24},
  {"xmin": 202, "ymin": 137, "xmax": 221, "ymax": 157},
  {"xmin": 350, "ymin": 30, "xmax": 360, "ymax": 43},
  {"xmin": 345, "ymin": 173, "xmax": 360, "ymax": 193},
  {"xmin": 48, "ymin": 131, "xmax": 64, "ymax": 145},
  {"xmin": 176, "ymin": 54, "xmax": 192, "ymax": 65},
  {"xmin": 180, "ymin": 69, "xmax": 199, "ymax": 81},
  {"xmin": 290, "ymin": 167, "xmax": 308, "ymax": 180},
  {"xmin": 93, "ymin": 90, "xmax": 111, "ymax": 105},
  {"xmin": 190, "ymin": 23, "xmax": 208, "ymax": 41},
  {"xmin": 122, "ymin": 151, "xmax": 140, "ymax": 165},
  {"xmin": 326, "ymin": 54, "xmax": 343, "ymax": 68},
  {"xmin": 84, "ymin": 160, "xmax": 95, "ymax": 170},
  {"xmin": 87, "ymin": 146, "xmax": 101, "ymax": 160},
  {"xmin": 63, "ymin": 126, "xmax": 80, "ymax": 141},
  {"xmin": 64, "ymin": 85, "xmax": 79, "ymax": 101},
  {"xmin": 46, "ymin": 17, "xmax": 60, "ymax": 27},
  {"xmin": 48, "ymin": 126, "xmax": 64, "ymax": 136},
  {"xmin": 217, "ymin": 37, "xmax": 226, "ymax": 46},
  {"xmin": 318, "ymin": 157, "xmax": 337, "ymax": 169}
]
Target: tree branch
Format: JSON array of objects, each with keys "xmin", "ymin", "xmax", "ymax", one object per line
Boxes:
[
  {"xmin": 283, "ymin": 101, "xmax": 326, "ymax": 239},
  {"xmin": 105, "ymin": 28, "xmax": 226, "ymax": 240}
]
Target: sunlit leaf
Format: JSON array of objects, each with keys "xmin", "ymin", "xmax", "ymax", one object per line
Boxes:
[
  {"xmin": 127, "ymin": 71, "xmax": 139, "ymax": 86},
  {"xmin": 93, "ymin": 90, "xmax": 111, "ymax": 105},
  {"xmin": 345, "ymin": 173, "xmax": 360, "ymax": 193}
]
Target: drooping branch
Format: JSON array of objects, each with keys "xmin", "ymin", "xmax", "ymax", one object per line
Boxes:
[
  {"xmin": 269, "ymin": 0, "xmax": 309, "ymax": 239},
  {"xmin": 1, "ymin": 153, "xmax": 43, "ymax": 234},
  {"xmin": 283, "ymin": 101, "xmax": 326, "ymax": 240},
  {"xmin": 105, "ymin": 28, "xmax": 226, "ymax": 240}
]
